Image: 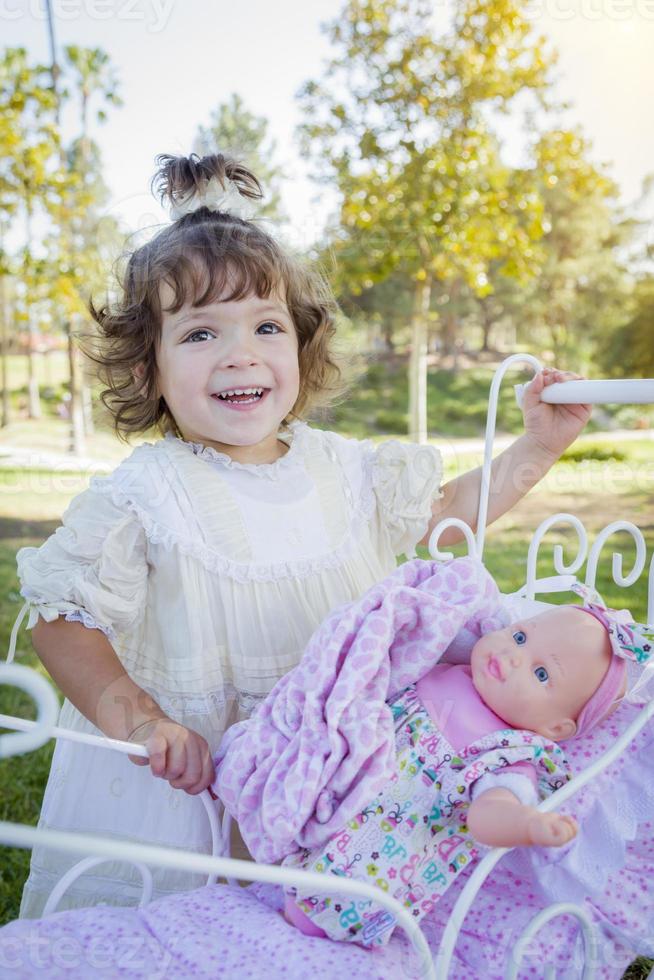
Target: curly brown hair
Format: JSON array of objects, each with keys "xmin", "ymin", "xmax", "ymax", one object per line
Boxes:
[{"xmin": 87, "ymin": 153, "xmax": 343, "ymax": 440}]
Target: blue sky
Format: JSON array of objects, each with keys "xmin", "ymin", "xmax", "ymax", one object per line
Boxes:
[{"xmin": 4, "ymin": 0, "xmax": 654, "ymax": 246}]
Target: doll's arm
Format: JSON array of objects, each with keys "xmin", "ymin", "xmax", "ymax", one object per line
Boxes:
[{"xmin": 467, "ymin": 787, "xmax": 578, "ymax": 848}]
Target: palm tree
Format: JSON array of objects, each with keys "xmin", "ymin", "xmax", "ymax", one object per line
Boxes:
[
  {"xmin": 63, "ymin": 46, "xmax": 121, "ymax": 441},
  {"xmin": 44, "ymin": 0, "xmax": 121, "ymax": 454}
]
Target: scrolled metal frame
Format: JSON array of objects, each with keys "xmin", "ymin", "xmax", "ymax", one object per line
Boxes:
[
  {"xmin": 2, "ymin": 356, "xmax": 653, "ymax": 979},
  {"xmin": 0, "ymin": 681, "xmax": 436, "ymax": 979}
]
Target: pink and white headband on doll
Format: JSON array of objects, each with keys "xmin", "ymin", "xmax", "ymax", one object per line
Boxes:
[
  {"xmin": 569, "ymin": 582, "xmax": 654, "ymax": 738},
  {"xmin": 169, "ymin": 175, "xmax": 258, "ymax": 222}
]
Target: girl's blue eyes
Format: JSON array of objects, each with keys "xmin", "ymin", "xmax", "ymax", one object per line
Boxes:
[
  {"xmin": 534, "ymin": 666, "xmax": 550, "ymax": 684},
  {"xmin": 184, "ymin": 322, "xmax": 282, "ymax": 343},
  {"xmin": 512, "ymin": 630, "xmax": 527, "ymax": 645}
]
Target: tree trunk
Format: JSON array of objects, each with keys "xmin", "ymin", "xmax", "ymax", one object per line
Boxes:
[
  {"xmin": 408, "ymin": 277, "xmax": 431, "ymax": 444},
  {"xmin": 547, "ymin": 314, "xmax": 566, "ymax": 362},
  {"xmin": 440, "ymin": 278, "xmax": 462, "ymax": 360},
  {"xmin": 0, "ymin": 275, "xmax": 9, "ymax": 428},
  {"xmin": 440, "ymin": 311, "xmax": 456, "ymax": 359},
  {"xmin": 26, "ymin": 331, "xmax": 41, "ymax": 419},
  {"xmin": 81, "ymin": 351, "xmax": 95, "ymax": 435},
  {"xmin": 23, "ymin": 204, "xmax": 41, "ymax": 419},
  {"xmin": 480, "ymin": 304, "xmax": 493, "ymax": 352},
  {"xmin": 67, "ymin": 319, "xmax": 85, "ymax": 455},
  {"xmin": 82, "ymin": 379, "xmax": 95, "ymax": 436}
]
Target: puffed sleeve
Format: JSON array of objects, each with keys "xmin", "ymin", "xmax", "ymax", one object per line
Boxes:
[
  {"xmin": 371, "ymin": 440, "xmax": 443, "ymax": 558},
  {"xmin": 16, "ymin": 487, "xmax": 148, "ymax": 641},
  {"xmin": 470, "ymin": 762, "xmax": 539, "ymax": 807}
]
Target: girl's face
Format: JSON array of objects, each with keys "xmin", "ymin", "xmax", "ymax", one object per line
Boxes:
[
  {"xmin": 470, "ymin": 607, "xmax": 611, "ymax": 741},
  {"xmin": 156, "ymin": 284, "xmax": 300, "ymax": 463}
]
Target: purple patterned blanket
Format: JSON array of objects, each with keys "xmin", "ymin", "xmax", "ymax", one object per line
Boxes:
[
  {"xmin": 3, "ymin": 703, "xmax": 650, "ymax": 978},
  {"xmin": 213, "ymin": 557, "xmax": 505, "ymax": 862}
]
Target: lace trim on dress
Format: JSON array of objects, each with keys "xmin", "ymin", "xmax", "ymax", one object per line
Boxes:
[
  {"xmin": 64, "ymin": 609, "xmax": 114, "ymax": 639},
  {"xmin": 237, "ymin": 690, "xmax": 267, "ymax": 717},
  {"xmin": 505, "ymin": 705, "xmax": 654, "ymax": 908},
  {"xmin": 92, "ymin": 481, "xmax": 377, "ymax": 583},
  {"xmin": 19, "ymin": 586, "xmax": 117, "ymax": 642},
  {"xmin": 91, "ymin": 430, "xmax": 378, "ymax": 584},
  {"xmin": 165, "ymin": 422, "xmax": 301, "ymax": 481},
  {"xmin": 153, "ymin": 684, "xmax": 267, "ymax": 720}
]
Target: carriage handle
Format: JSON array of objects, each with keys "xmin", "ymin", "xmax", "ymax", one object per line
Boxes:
[
  {"xmin": 0, "ymin": 711, "xmax": 234, "ymax": 888},
  {"xmin": 474, "ymin": 358, "xmax": 654, "ymax": 560}
]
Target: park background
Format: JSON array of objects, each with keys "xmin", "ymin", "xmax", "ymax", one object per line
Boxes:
[{"xmin": 0, "ymin": 2, "xmax": 653, "ymax": 974}]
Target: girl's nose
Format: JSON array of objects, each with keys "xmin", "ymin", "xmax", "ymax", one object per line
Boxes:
[
  {"xmin": 225, "ymin": 351, "xmax": 258, "ymax": 369},
  {"xmin": 220, "ymin": 333, "xmax": 259, "ymax": 368}
]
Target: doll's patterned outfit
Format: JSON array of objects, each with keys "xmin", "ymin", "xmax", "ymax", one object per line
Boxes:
[{"xmin": 284, "ymin": 681, "xmax": 571, "ymax": 947}]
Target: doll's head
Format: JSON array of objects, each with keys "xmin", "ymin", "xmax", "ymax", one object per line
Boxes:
[
  {"xmin": 88, "ymin": 153, "xmax": 344, "ymax": 447},
  {"xmin": 470, "ymin": 605, "xmax": 627, "ymax": 741}
]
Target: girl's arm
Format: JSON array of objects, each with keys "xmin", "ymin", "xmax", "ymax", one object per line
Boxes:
[
  {"xmin": 420, "ymin": 368, "xmax": 591, "ymax": 548},
  {"xmin": 467, "ymin": 786, "xmax": 578, "ymax": 848},
  {"xmin": 32, "ymin": 617, "xmax": 215, "ymax": 795}
]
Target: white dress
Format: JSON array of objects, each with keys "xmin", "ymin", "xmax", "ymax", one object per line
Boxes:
[{"xmin": 15, "ymin": 422, "xmax": 443, "ymax": 917}]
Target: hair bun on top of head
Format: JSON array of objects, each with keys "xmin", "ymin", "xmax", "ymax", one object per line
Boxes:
[{"xmin": 152, "ymin": 152, "xmax": 263, "ymax": 222}]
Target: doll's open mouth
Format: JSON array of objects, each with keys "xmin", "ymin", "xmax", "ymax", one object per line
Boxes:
[{"xmin": 487, "ymin": 656, "xmax": 503, "ymax": 681}]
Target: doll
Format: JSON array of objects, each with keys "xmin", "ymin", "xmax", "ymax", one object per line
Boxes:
[{"xmin": 282, "ymin": 598, "xmax": 651, "ymax": 947}]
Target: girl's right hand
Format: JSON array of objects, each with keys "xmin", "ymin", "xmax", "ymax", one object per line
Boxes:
[{"xmin": 127, "ymin": 718, "xmax": 215, "ymax": 795}]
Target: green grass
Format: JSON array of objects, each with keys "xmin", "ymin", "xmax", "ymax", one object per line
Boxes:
[
  {"xmin": 4, "ymin": 350, "xmax": 654, "ymax": 447},
  {"xmin": 5, "ymin": 352, "xmax": 69, "ymax": 390},
  {"xmin": 324, "ymin": 359, "xmax": 524, "ymax": 438},
  {"xmin": 0, "ymin": 529, "xmax": 58, "ymax": 925},
  {"xmin": 322, "ymin": 355, "xmax": 654, "ymax": 439},
  {"xmin": 0, "ymin": 418, "xmax": 130, "ymax": 465},
  {"xmin": 5, "ymin": 352, "xmax": 71, "ymax": 423},
  {"xmin": 0, "ymin": 438, "xmax": 653, "ymax": 977}
]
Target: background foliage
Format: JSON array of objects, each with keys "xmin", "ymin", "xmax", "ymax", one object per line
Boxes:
[{"xmin": 0, "ymin": 0, "xmax": 652, "ymax": 448}]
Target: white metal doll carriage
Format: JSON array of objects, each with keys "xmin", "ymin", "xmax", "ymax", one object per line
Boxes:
[{"xmin": 1, "ymin": 354, "xmax": 654, "ymax": 980}]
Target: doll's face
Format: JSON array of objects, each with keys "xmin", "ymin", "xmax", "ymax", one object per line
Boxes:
[{"xmin": 470, "ymin": 607, "xmax": 612, "ymax": 741}]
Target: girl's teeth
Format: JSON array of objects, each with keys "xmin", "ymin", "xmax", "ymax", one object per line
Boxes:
[{"xmin": 216, "ymin": 387, "xmax": 264, "ymax": 403}]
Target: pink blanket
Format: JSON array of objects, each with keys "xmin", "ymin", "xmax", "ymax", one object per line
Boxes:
[{"xmin": 213, "ymin": 557, "xmax": 505, "ymax": 862}]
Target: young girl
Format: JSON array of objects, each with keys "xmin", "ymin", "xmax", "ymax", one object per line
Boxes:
[{"xmin": 13, "ymin": 152, "xmax": 590, "ymax": 918}]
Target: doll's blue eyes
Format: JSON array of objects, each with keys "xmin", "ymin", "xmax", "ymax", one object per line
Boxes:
[{"xmin": 509, "ymin": 629, "xmax": 548, "ymax": 682}]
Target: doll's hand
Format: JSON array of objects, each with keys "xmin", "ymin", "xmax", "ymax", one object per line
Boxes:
[
  {"xmin": 527, "ymin": 811, "xmax": 578, "ymax": 848},
  {"xmin": 127, "ymin": 718, "xmax": 215, "ymax": 795},
  {"xmin": 522, "ymin": 368, "xmax": 592, "ymax": 459}
]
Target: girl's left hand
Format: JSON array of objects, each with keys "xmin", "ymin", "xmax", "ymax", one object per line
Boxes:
[{"xmin": 521, "ymin": 368, "xmax": 592, "ymax": 459}]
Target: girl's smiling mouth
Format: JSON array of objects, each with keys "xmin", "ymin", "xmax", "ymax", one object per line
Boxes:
[{"xmin": 211, "ymin": 387, "xmax": 270, "ymax": 409}]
